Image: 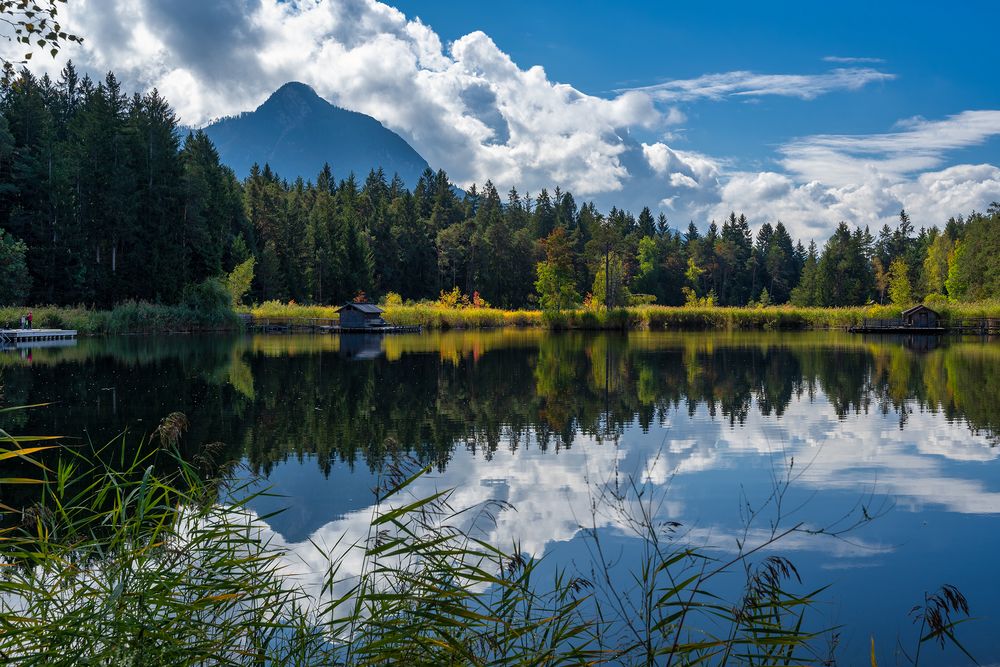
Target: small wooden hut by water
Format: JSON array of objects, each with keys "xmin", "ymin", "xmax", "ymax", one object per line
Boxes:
[
  {"xmin": 900, "ymin": 304, "xmax": 941, "ymax": 329},
  {"xmin": 330, "ymin": 303, "xmax": 420, "ymax": 333},
  {"xmin": 336, "ymin": 302, "xmax": 387, "ymax": 329}
]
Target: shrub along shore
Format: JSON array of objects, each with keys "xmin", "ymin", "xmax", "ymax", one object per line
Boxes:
[
  {"xmin": 5, "ymin": 300, "xmax": 999, "ymax": 336},
  {"xmin": 0, "ymin": 277, "xmax": 242, "ymax": 335}
]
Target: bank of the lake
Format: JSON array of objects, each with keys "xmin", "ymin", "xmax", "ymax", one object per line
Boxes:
[
  {"xmin": 249, "ymin": 299, "xmax": 1000, "ymax": 331},
  {"xmin": 0, "ymin": 301, "xmax": 241, "ymax": 335},
  {"xmin": 8, "ymin": 299, "xmax": 999, "ymax": 336}
]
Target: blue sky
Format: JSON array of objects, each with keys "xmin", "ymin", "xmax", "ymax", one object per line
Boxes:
[
  {"xmin": 26, "ymin": 0, "xmax": 1000, "ymax": 240},
  {"xmin": 393, "ymin": 0, "xmax": 1000, "ymax": 169}
]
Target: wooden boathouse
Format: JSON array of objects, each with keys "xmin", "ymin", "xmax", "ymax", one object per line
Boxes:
[
  {"xmin": 336, "ymin": 302, "xmax": 388, "ymax": 329},
  {"xmin": 331, "ymin": 302, "xmax": 419, "ymax": 333},
  {"xmin": 900, "ymin": 304, "xmax": 941, "ymax": 329}
]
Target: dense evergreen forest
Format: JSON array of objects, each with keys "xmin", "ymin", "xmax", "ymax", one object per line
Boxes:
[{"xmin": 1, "ymin": 65, "xmax": 997, "ymax": 310}]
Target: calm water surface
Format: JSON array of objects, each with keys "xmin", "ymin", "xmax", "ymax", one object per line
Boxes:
[{"xmin": 3, "ymin": 330, "xmax": 999, "ymax": 663}]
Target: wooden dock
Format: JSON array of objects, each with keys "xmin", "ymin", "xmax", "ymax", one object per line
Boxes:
[
  {"xmin": 0, "ymin": 328, "xmax": 78, "ymax": 347},
  {"xmin": 849, "ymin": 318, "xmax": 1000, "ymax": 335},
  {"xmin": 245, "ymin": 316, "xmax": 420, "ymax": 335},
  {"xmin": 322, "ymin": 325, "xmax": 421, "ymax": 334}
]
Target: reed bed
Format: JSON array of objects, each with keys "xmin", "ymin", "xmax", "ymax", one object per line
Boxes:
[
  {"xmin": 248, "ymin": 300, "xmax": 1000, "ymax": 332},
  {"xmin": 0, "ymin": 301, "xmax": 240, "ymax": 335},
  {"xmin": 9, "ymin": 298, "xmax": 997, "ymax": 337},
  {"xmin": 247, "ymin": 300, "xmax": 543, "ymax": 329}
]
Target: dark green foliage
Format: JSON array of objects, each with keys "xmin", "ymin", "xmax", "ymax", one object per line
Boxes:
[
  {"xmin": 790, "ymin": 242, "xmax": 820, "ymax": 306},
  {"xmin": 0, "ymin": 226, "xmax": 30, "ymax": 303},
  {"xmin": 815, "ymin": 223, "xmax": 874, "ymax": 306},
  {"xmin": 0, "ymin": 66, "xmax": 247, "ymax": 307},
  {"xmin": 181, "ymin": 277, "xmax": 232, "ymax": 313},
  {"xmin": 945, "ymin": 204, "xmax": 1000, "ymax": 301}
]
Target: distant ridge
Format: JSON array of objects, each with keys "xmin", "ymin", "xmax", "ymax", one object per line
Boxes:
[{"xmin": 202, "ymin": 82, "xmax": 431, "ymax": 186}]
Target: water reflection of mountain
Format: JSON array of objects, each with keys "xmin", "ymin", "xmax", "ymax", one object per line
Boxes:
[{"xmin": 1, "ymin": 331, "xmax": 998, "ymax": 477}]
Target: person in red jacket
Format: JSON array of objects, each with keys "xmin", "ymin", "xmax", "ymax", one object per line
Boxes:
[{"xmin": 27, "ymin": 311, "xmax": 32, "ymax": 329}]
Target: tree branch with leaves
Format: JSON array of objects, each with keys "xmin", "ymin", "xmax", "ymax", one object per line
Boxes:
[{"xmin": 0, "ymin": 0, "xmax": 80, "ymax": 63}]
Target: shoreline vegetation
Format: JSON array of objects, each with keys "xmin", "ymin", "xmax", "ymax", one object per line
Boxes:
[
  {"xmin": 4, "ymin": 299, "xmax": 1000, "ymax": 335},
  {"xmin": 253, "ymin": 299, "xmax": 1000, "ymax": 332}
]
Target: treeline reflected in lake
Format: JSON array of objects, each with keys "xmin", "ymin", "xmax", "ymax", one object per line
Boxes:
[{"xmin": 1, "ymin": 330, "xmax": 997, "ymax": 472}]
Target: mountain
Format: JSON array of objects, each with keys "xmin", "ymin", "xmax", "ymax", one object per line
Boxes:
[{"xmin": 201, "ymin": 82, "xmax": 431, "ymax": 186}]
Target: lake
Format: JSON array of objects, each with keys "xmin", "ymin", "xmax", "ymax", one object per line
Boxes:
[{"xmin": 2, "ymin": 330, "xmax": 998, "ymax": 663}]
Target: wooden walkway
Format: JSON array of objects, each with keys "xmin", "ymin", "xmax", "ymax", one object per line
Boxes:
[
  {"xmin": 947, "ymin": 318, "xmax": 1000, "ymax": 335},
  {"xmin": 244, "ymin": 316, "xmax": 420, "ymax": 335},
  {"xmin": 322, "ymin": 325, "xmax": 421, "ymax": 334},
  {"xmin": 849, "ymin": 318, "xmax": 1000, "ymax": 335},
  {"xmin": 0, "ymin": 328, "xmax": 78, "ymax": 347}
]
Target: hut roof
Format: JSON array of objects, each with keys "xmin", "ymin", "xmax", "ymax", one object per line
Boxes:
[
  {"xmin": 901, "ymin": 304, "xmax": 939, "ymax": 317},
  {"xmin": 336, "ymin": 302, "xmax": 384, "ymax": 314}
]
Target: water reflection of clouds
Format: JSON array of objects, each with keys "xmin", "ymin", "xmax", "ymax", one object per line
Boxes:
[
  {"xmin": 728, "ymin": 395, "xmax": 1000, "ymax": 515},
  {"xmin": 251, "ymin": 386, "xmax": 1000, "ymax": 605}
]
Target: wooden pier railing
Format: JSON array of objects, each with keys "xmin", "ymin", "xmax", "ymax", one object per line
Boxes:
[
  {"xmin": 948, "ymin": 318, "xmax": 1000, "ymax": 335},
  {"xmin": 858, "ymin": 318, "xmax": 905, "ymax": 330},
  {"xmin": 245, "ymin": 316, "xmax": 338, "ymax": 331},
  {"xmin": 244, "ymin": 316, "xmax": 420, "ymax": 334},
  {"xmin": 852, "ymin": 317, "xmax": 1000, "ymax": 334}
]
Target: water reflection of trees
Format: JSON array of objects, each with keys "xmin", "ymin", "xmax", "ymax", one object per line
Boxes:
[
  {"xmin": 202, "ymin": 333, "xmax": 1000, "ymax": 466},
  {"xmin": 2, "ymin": 333, "xmax": 998, "ymax": 479}
]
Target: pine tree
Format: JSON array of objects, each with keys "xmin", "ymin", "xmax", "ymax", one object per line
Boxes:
[{"xmin": 790, "ymin": 242, "xmax": 820, "ymax": 306}]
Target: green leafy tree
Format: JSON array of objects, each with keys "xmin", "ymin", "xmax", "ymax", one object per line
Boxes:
[
  {"xmin": 684, "ymin": 256, "xmax": 705, "ymax": 297},
  {"xmin": 535, "ymin": 227, "xmax": 578, "ymax": 312},
  {"xmin": 2, "ymin": 0, "xmax": 82, "ymax": 64},
  {"xmin": 585, "ymin": 215, "xmax": 626, "ymax": 309},
  {"xmin": 944, "ymin": 207, "xmax": 1000, "ymax": 301},
  {"xmin": 922, "ymin": 231, "xmax": 953, "ymax": 298},
  {"xmin": 888, "ymin": 258, "xmax": 912, "ymax": 306},
  {"xmin": 591, "ymin": 253, "xmax": 630, "ymax": 308},
  {"xmin": 225, "ymin": 257, "xmax": 255, "ymax": 307},
  {"xmin": 631, "ymin": 235, "xmax": 662, "ymax": 301}
]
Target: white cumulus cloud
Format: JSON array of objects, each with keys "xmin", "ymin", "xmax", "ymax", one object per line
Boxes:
[{"xmin": 711, "ymin": 163, "xmax": 1000, "ymax": 242}]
